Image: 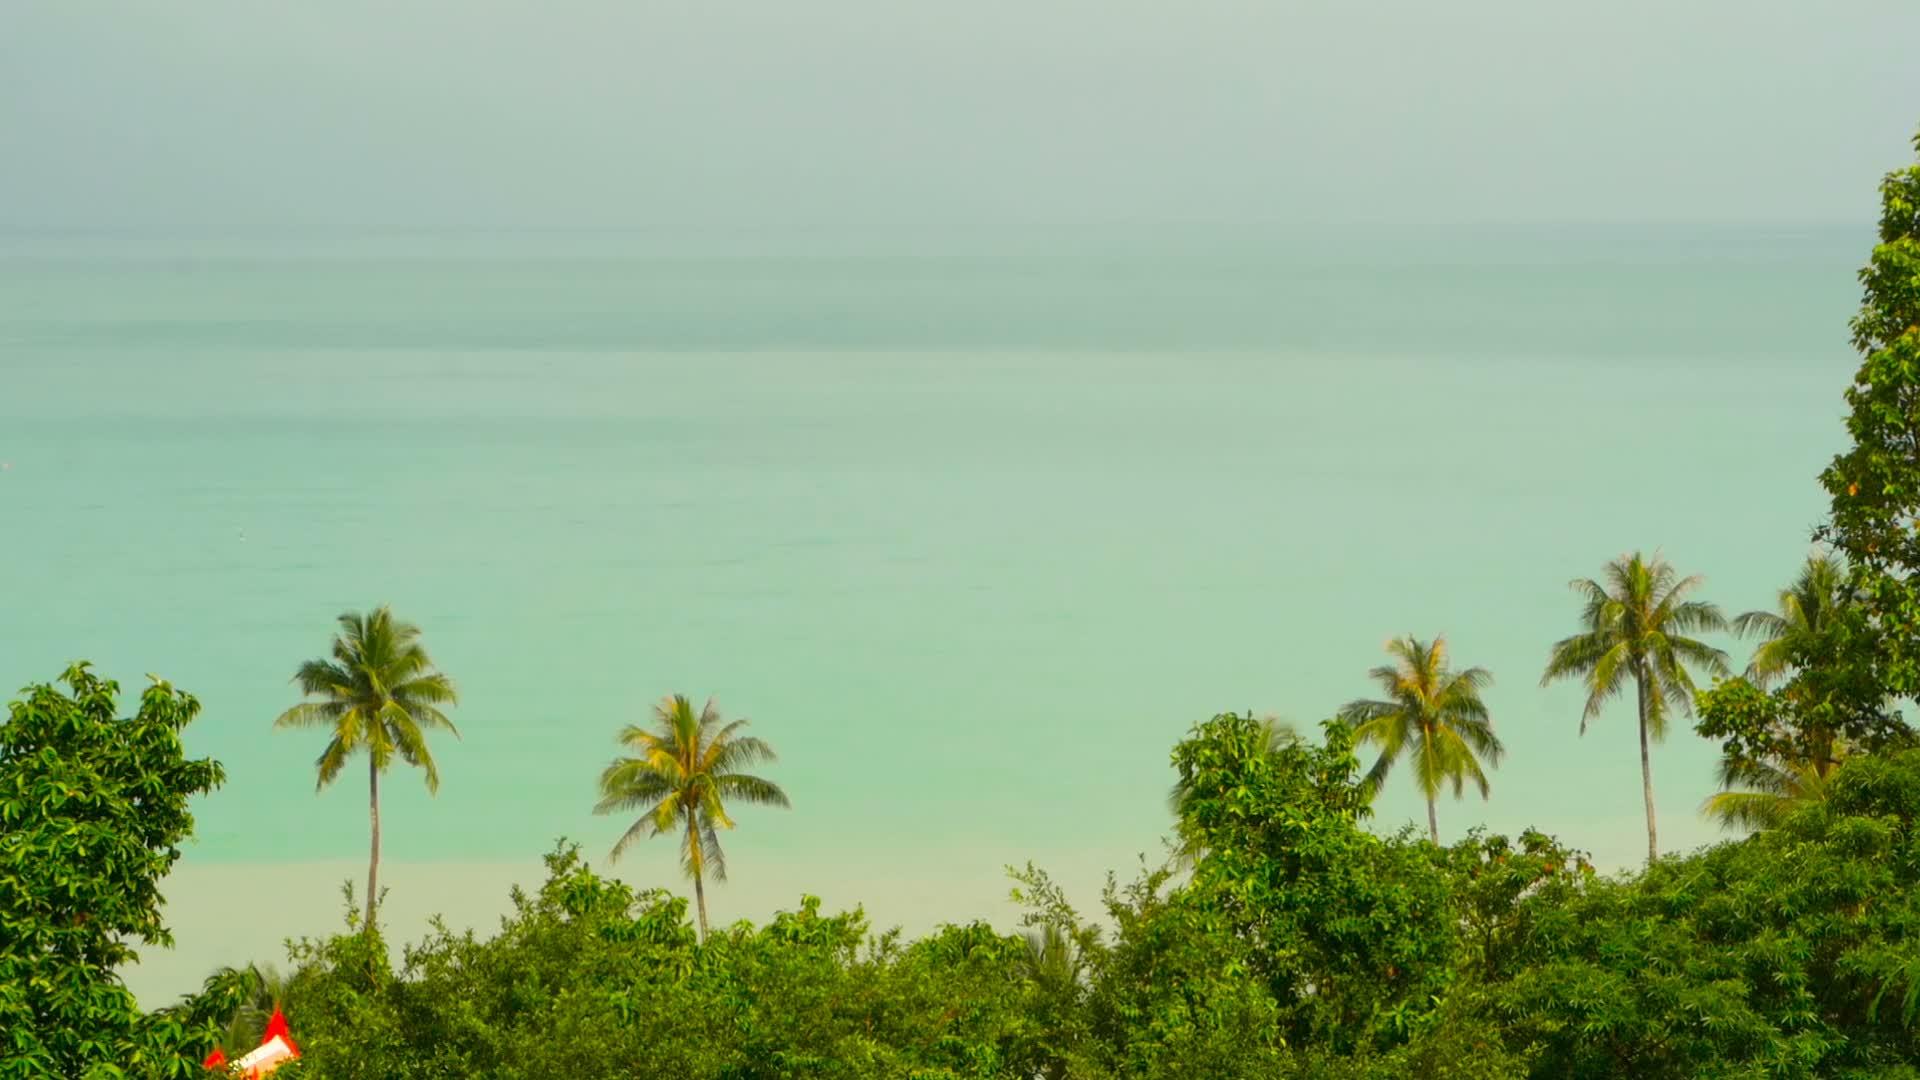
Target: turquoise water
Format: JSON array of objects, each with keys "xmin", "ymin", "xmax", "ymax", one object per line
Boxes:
[{"xmin": 0, "ymin": 226, "xmax": 1869, "ymax": 1001}]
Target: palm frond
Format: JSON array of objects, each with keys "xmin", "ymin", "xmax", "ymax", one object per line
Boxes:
[
  {"xmin": 1580, "ymin": 641, "xmax": 1634, "ymax": 728},
  {"xmin": 1730, "ymin": 609, "xmax": 1788, "ymax": 641},
  {"xmin": 681, "ymin": 810, "xmax": 730, "ymax": 883},
  {"xmin": 1701, "ymin": 789, "xmax": 1795, "ymax": 831},
  {"xmin": 594, "ymin": 762, "xmax": 675, "ymax": 814},
  {"xmin": 1661, "ymin": 635, "xmax": 1732, "ymax": 685},
  {"xmin": 707, "ymin": 735, "xmax": 778, "ymax": 776},
  {"xmin": 274, "ymin": 701, "xmax": 346, "ymax": 730},
  {"xmin": 385, "ymin": 702, "xmax": 442, "ymax": 794},
  {"xmin": 1542, "ymin": 631, "xmax": 1610, "ymax": 685},
  {"xmin": 290, "ymin": 660, "xmax": 355, "ymax": 700},
  {"xmin": 394, "ymin": 672, "xmax": 459, "ymax": 710},
  {"xmin": 279, "ymin": 607, "xmax": 458, "ymax": 796},
  {"xmin": 1662, "ymin": 599, "xmax": 1730, "ymax": 637},
  {"xmin": 1346, "ymin": 635, "xmax": 1499, "ymax": 818},
  {"xmin": 609, "ymin": 801, "xmax": 675, "ymax": 860},
  {"xmin": 600, "ymin": 695, "xmax": 788, "ymax": 888},
  {"xmin": 314, "ymin": 734, "xmax": 352, "ymax": 791},
  {"xmin": 403, "ymin": 702, "xmax": 459, "ymax": 738},
  {"xmin": 715, "ymin": 773, "xmax": 791, "ymax": 808}
]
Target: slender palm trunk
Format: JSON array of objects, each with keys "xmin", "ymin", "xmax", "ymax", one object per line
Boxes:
[
  {"xmin": 686, "ymin": 814, "xmax": 710, "ymax": 942},
  {"xmin": 367, "ymin": 756, "xmax": 381, "ymax": 930},
  {"xmin": 1636, "ymin": 672, "xmax": 1657, "ymax": 865},
  {"xmin": 1811, "ymin": 724, "xmax": 1835, "ymax": 780},
  {"xmin": 1422, "ymin": 725, "xmax": 1440, "ymax": 845}
]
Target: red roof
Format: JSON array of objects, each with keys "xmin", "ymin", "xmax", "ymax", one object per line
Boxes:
[{"xmin": 260, "ymin": 1007, "xmax": 299, "ymax": 1056}]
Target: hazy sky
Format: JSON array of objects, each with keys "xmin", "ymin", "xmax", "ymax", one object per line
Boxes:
[{"xmin": 4, "ymin": 0, "xmax": 1917, "ymax": 229}]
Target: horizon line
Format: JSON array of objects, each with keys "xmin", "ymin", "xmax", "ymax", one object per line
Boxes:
[{"xmin": 0, "ymin": 218, "xmax": 1874, "ymax": 234}]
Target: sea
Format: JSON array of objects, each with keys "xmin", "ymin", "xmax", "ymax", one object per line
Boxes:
[{"xmin": 0, "ymin": 223, "xmax": 1870, "ymax": 1005}]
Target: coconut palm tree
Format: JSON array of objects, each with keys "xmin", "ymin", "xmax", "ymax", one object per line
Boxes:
[
  {"xmin": 217, "ymin": 963, "xmax": 291, "ymax": 1056},
  {"xmin": 1020, "ymin": 922, "xmax": 1090, "ymax": 1080},
  {"xmin": 1165, "ymin": 714, "xmax": 1297, "ymax": 865},
  {"xmin": 593, "ymin": 695, "xmax": 790, "ymax": 941},
  {"xmin": 275, "ymin": 606, "xmax": 458, "ymax": 929},
  {"xmin": 1542, "ymin": 553, "xmax": 1729, "ymax": 864},
  {"xmin": 1337, "ymin": 636, "xmax": 1502, "ymax": 845},
  {"xmin": 1020, "ymin": 923, "xmax": 1087, "ymax": 994},
  {"xmin": 1702, "ymin": 740, "xmax": 1850, "ymax": 832},
  {"xmin": 1731, "ymin": 552, "xmax": 1852, "ymax": 689}
]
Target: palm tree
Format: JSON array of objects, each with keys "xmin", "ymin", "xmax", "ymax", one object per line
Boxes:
[
  {"xmin": 1020, "ymin": 922, "xmax": 1089, "ymax": 1080},
  {"xmin": 1731, "ymin": 552, "xmax": 1851, "ymax": 689},
  {"xmin": 1165, "ymin": 714, "xmax": 1297, "ymax": 865},
  {"xmin": 217, "ymin": 963, "xmax": 290, "ymax": 1056},
  {"xmin": 1542, "ymin": 552, "xmax": 1730, "ymax": 864},
  {"xmin": 1337, "ymin": 636, "xmax": 1502, "ymax": 845},
  {"xmin": 593, "ymin": 695, "xmax": 790, "ymax": 941},
  {"xmin": 1702, "ymin": 740, "xmax": 1850, "ymax": 833},
  {"xmin": 275, "ymin": 606, "xmax": 459, "ymax": 930},
  {"xmin": 1020, "ymin": 923, "xmax": 1086, "ymax": 994}
]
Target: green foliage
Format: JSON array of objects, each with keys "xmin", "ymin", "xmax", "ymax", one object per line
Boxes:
[
  {"xmin": 1163, "ymin": 715, "xmax": 1297, "ymax": 866},
  {"xmin": 1435, "ymin": 828, "xmax": 1594, "ymax": 984},
  {"xmin": 1488, "ymin": 749, "xmax": 1920, "ymax": 1078},
  {"xmin": 275, "ymin": 607, "xmax": 460, "ymax": 794},
  {"xmin": 22, "ymin": 123, "xmax": 1920, "ymax": 1079},
  {"xmin": 1718, "ymin": 554, "xmax": 1909, "ymax": 760},
  {"xmin": 1696, "ymin": 553, "xmax": 1914, "ymax": 833},
  {"xmin": 1338, "ymin": 635, "xmax": 1503, "ymax": 843},
  {"xmin": 1695, "ymin": 677, "xmax": 1855, "ymax": 831},
  {"xmin": 1543, "ymin": 551, "xmax": 1730, "ymax": 862},
  {"xmin": 269, "ymin": 842, "xmax": 1052, "ymax": 1080},
  {"xmin": 1697, "ymin": 676, "xmax": 1802, "ymax": 774},
  {"xmin": 1073, "ymin": 713, "xmax": 1460, "ymax": 1079},
  {"xmin": 1542, "ymin": 553, "xmax": 1731, "ymax": 741},
  {"xmin": 276, "ymin": 605, "xmax": 459, "ymax": 929},
  {"xmin": 593, "ymin": 694, "xmax": 791, "ymax": 941},
  {"xmin": 1823, "ymin": 126, "xmax": 1920, "ymax": 697},
  {"xmin": 0, "ymin": 665, "xmax": 247, "ymax": 1078},
  {"xmin": 211, "ymin": 962, "xmax": 291, "ymax": 1062}
]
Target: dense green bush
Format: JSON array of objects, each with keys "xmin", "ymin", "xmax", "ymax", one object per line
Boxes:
[
  {"xmin": 254, "ymin": 712, "xmax": 1920, "ymax": 1078},
  {"xmin": 10, "ymin": 685, "xmax": 1920, "ymax": 1078},
  {"xmin": 0, "ymin": 666, "xmax": 248, "ymax": 1079},
  {"xmin": 264, "ymin": 844, "xmax": 1059, "ymax": 1079}
]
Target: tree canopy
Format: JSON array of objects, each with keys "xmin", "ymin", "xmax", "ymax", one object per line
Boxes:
[{"xmin": 0, "ymin": 665, "xmax": 250, "ymax": 1079}]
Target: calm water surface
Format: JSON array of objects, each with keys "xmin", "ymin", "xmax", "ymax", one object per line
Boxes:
[{"xmin": 0, "ymin": 225, "xmax": 1867, "ymax": 1001}]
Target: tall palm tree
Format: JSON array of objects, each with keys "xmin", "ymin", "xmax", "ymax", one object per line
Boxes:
[
  {"xmin": 1542, "ymin": 552, "xmax": 1729, "ymax": 864},
  {"xmin": 1165, "ymin": 714, "xmax": 1297, "ymax": 865},
  {"xmin": 1731, "ymin": 552, "xmax": 1851, "ymax": 690},
  {"xmin": 1337, "ymin": 636, "xmax": 1502, "ymax": 845},
  {"xmin": 593, "ymin": 695, "xmax": 790, "ymax": 941},
  {"xmin": 275, "ymin": 606, "xmax": 459, "ymax": 930},
  {"xmin": 1702, "ymin": 740, "xmax": 1850, "ymax": 833}
]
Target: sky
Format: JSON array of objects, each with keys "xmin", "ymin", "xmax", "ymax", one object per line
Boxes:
[{"xmin": 3, "ymin": 0, "xmax": 1919, "ymax": 230}]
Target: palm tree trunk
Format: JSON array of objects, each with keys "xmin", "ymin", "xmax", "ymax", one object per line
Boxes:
[
  {"xmin": 1637, "ymin": 673, "xmax": 1657, "ymax": 865},
  {"xmin": 367, "ymin": 756, "xmax": 381, "ymax": 930},
  {"xmin": 1427, "ymin": 796, "xmax": 1439, "ymax": 846},
  {"xmin": 686, "ymin": 815, "xmax": 710, "ymax": 942}
]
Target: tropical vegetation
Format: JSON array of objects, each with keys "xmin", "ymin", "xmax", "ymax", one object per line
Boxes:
[
  {"xmin": 1338, "ymin": 635, "xmax": 1501, "ymax": 844},
  {"xmin": 2, "ymin": 124, "xmax": 1919, "ymax": 1078},
  {"xmin": 1540, "ymin": 551, "xmax": 1730, "ymax": 863},
  {"xmin": 274, "ymin": 606, "xmax": 460, "ymax": 929},
  {"xmin": 592, "ymin": 694, "xmax": 791, "ymax": 941}
]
